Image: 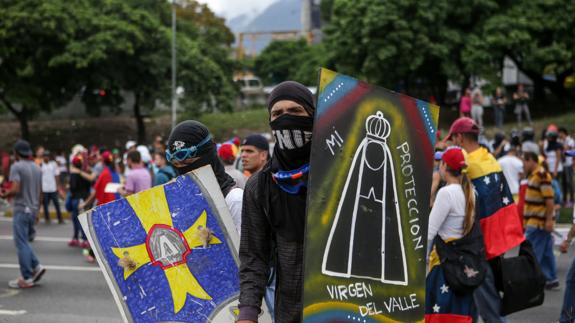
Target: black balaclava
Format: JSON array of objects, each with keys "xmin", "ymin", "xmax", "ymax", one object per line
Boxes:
[
  {"xmin": 267, "ymin": 81, "xmax": 315, "ymax": 171},
  {"xmin": 261, "ymin": 81, "xmax": 316, "ymax": 242},
  {"xmin": 167, "ymin": 120, "xmax": 236, "ymax": 196}
]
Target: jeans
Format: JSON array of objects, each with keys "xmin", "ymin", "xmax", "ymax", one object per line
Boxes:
[
  {"xmin": 473, "ymin": 264, "xmax": 508, "ymax": 323},
  {"xmin": 525, "ymin": 226, "xmax": 558, "ymax": 282},
  {"xmin": 13, "ymin": 211, "xmax": 40, "ymax": 280},
  {"xmin": 70, "ymin": 198, "xmax": 87, "ymax": 240},
  {"xmin": 560, "ymin": 256, "xmax": 575, "ymax": 322},
  {"xmin": 494, "ymin": 106, "xmax": 504, "ymax": 128},
  {"xmin": 265, "ymin": 267, "xmax": 276, "ymax": 323},
  {"xmin": 42, "ymin": 191, "xmax": 62, "ymax": 222}
]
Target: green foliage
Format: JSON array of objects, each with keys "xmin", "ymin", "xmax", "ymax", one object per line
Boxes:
[
  {"xmin": 0, "ymin": 0, "xmax": 237, "ymax": 140},
  {"xmin": 463, "ymin": 0, "xmax": 575, "ymax": 99},
  {"xmin": 323, "ymin": 0, "xmax": 575, "ymax": 104},
  {"xmin": 196, "ymin": 108, "xmax": 270, "ymax": 141},
  {"xmin": 323, "ymin": 0, "xmax": 456, "ymax": 99},
  {"xmin": 254, "ymin": 39, "xmax": 326, "ymax": 86}
]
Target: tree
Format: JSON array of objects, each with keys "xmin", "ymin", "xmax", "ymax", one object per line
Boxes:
[
  {"xmin": 323, "ymin": 0, "xmax": 462, "ymax": 102},
  {"xmin": 463, "ymin": 0, "xmax": 575, "ymax": 101},
  {"xmin": 0, "ymin": 0, "xmax": 237, "ymax": 141},
  {"xmin": 0, "ymin": 1, "xmax": 102, "ymax": 139},
  {"xmin": 254, "ymin": 39, "xmax": 326, "ymax": 86},
  {"xmin": 323, "ymin": 0, "xmax": 575, "ymax": 107}
]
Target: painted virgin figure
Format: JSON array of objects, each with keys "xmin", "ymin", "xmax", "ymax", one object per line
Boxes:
[{"xmin": 322, "ymin": 111, "xmax": 408, "ymax": 285}]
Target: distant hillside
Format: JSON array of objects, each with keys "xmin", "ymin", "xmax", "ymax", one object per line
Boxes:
[
  {"xmin": 241, "ymin": 0, "xmax": 301, "ymax": 32},
  {"xmin": 227, "ymin": 0, "xmax": 302, "ymax": 53}
]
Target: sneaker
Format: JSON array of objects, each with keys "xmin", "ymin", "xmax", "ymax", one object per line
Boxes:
[
  {"xmin": 68, "ymin": 239, "xmax": 79, "ymax": 247},
  {"xmin": 8, "ymin": 277, "xmax": 34, "ymax": 289},
  {"xmin": 32, "ymin": 265, "xmax": 46, "ymax": 283},
  {"xmin": 85, "ymin": 255, "xmax": 95, "ymax": 263},
  {"xmin": 545, "ymin": 280, "xmax": 560, "ymax": 290},
  {"xmin": 80, "ymin": 240, "xmax": 90, "ymax": 249}
]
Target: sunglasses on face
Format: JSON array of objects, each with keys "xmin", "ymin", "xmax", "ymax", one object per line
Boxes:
[{"xmin": 165, "ymin": 135, "xmax": 211, "ymax": 163}]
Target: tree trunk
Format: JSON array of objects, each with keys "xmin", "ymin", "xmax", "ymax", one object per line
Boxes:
[
  {"xmin": 17, "ymin": 109, "xmax": 30, "ymax": 141},
  {"xmin": 133, "ymin": 92, "xmax": 146, "ymax": 144},
  {"xmin": 0, "ymin": 97, "xmax": 30, "ymax": 140}
]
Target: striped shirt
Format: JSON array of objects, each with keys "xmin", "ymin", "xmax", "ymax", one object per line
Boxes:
[{"xmin": 524, "ymin": 166, "xmax": 554, "ymax": 228}]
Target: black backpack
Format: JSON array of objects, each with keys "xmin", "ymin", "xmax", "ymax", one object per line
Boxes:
[
  {"xmin": 490, "ymin": 240, "xmax": 546, "ymax": 315},
  {"xmin": 434, "ymin": 220, "xmax": 488, "ymax": 295}
]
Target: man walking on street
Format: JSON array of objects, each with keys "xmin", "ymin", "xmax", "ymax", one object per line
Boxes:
[
  {"xmin": 446, "ymin": 117, "xmax": 525, "ymax": 322},
  {"xmin": 40, "ymin": 150, "xmax": 63, "ymax": 224},
  {"xmin": 238, "ymin": 81, "xmax": 315, "ymax": 323},
  {"xmin": 523, "ymin": 151, "xmax": 559, "ymax": 289},
  {"xmin": 1, "ymin": 140, "xmax": 46, "ymax": 288}
]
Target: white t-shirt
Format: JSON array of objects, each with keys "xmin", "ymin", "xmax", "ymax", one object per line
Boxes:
[
  {"xmin": 498, "ymin": 155, "xmax": 524, "ymax": 195},
  {"xmin": 55, "ymin": 155, "xmax": 67, "ymax": 173},
  {"xmin": 428, "ymin": 184, "xmax": 466, "ymax": 253},
  {"xmin": 544, "ymin": 144, "xmax": 563, "ymax": 173},
  {"xmin": 225, "ymin": 187, "xmax": 243, "ymax": 236},
  {"xmin": 41, "ymin": 161, "xmax": 60, "ymax": 193}
]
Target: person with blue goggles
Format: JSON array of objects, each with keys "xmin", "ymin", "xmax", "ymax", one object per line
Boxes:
[{"xmin": 166, "ymin": 120, "xmax": 243, "ymax": 234}]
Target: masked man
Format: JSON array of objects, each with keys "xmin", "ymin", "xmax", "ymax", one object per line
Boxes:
[
  {"xmin": 166, "ymin": 120, "xmax": 242, "ymax": 234},
  {"xmin": 238, "ymin": 81, "xmax": 315, "ymax": 323}
]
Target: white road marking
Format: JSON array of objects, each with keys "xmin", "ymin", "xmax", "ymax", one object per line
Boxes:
[
  {"xmin": 0, "ymin": 217, "xmax": 13, "ymax": 222},
  {"xmin": 0, "ymin": 235, "xmax": 68, "ymax": 242},
  {"xmin": 0, "ymin": 309, "xmax": 26, "ymax": 315},
  {"xmin": 0, "ymin": 264, "xmax": 100, "ymax": 272},
  {"xmin": 0, "ymin": 289, "xmax": 19, "ymax": 298}
]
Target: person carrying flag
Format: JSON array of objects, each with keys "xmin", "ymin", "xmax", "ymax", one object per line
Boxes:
[
  {"xmin": 445, "ymin": 117, "xmax": 524, "ymax": 322},
  {"xmin": 426, "ymin": 147, "xmax": 479, "ymax": 322}
]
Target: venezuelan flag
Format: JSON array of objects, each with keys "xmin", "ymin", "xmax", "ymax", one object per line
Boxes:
[
  {"xmin": 425, "ymin": 250, "xmax": 473, "ymax": 323},
  {"xmin": 466, "ymin": 148, "xmax": 524, "ymax": 259}
]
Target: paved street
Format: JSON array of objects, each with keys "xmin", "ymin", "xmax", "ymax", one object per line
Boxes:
[
  {"xmin": 0, "ymin": 214, "xmax": 572, "ymax": 322},
  {"xmin": 0, "ymin": 216, "xmax": 122, "ymax": 323}
]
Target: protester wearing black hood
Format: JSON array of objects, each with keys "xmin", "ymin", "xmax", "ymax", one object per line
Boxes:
[
  {"xmin": 237, "ymin": 81, "xmax": 314, "ymax": 323},
  {"xmin": 166, "ymin": 120, "xmax": 243, "ymax": 234}
]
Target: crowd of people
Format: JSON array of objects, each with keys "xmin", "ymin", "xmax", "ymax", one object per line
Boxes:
[
  {"xmin": 0, "ymin": 126, "xmax": 272, "ymax": 288},
  {"xmin": 428, "ymin": 118, "xmax": 575, "ymax": 322},
  {"xmin": 459, "ymin": 83, "xmax": 533, "ymax": 130},
  {"xmin": 1, "ymin": 79, "xmax": 575, "ymax": 322}
]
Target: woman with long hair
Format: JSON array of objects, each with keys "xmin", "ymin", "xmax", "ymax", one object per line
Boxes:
[{"xmin": 425, "ymin": 146, "xmax": 477, "ymax": 322}]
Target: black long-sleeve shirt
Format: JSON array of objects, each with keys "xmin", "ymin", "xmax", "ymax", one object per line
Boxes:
[{"xmin": 238, "ymin": 172, "xmax": 304, "ymax": 323}]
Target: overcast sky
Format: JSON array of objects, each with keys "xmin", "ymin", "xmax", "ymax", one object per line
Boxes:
[{"xmin": 197, "ymin": 0, "xmax": 277, "ymax": 19}]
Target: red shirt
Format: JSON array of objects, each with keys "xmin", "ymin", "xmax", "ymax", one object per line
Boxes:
[{"xmin": 94, "ymin": 166, "xmax": 120, "ymax": 206}]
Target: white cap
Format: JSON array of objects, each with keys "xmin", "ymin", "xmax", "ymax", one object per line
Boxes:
[
  {"xmin": 125, "ymin": 140, "xmax": 137, "ymax": 150},
  {"xmin": 137, "ymin": 145, "xmax": 152, "ymax": 163}
]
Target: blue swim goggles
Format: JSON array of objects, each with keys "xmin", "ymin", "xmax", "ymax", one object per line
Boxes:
[
  {"xmin": 165, "ymin": 135, "xmax": 212, "ymax": 162},
  {"xmin": 272, "ymin": 163, "xmax": 310, "ymax": 194}
]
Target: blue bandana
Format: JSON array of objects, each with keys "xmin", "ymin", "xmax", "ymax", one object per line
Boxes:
[{"xmin": 271, "ymin": 163, "xmax": 310, "ymax": 194}]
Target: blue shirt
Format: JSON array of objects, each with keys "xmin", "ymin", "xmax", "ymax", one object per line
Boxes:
[{"xmin": 153, "ymin": 165, "xmax": 176, "ymax": 186}]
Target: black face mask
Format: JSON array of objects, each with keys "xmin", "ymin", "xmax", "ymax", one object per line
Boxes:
[{"xmin": 269, "ymin": 114, "xmax": 313, "ymax": 171}]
